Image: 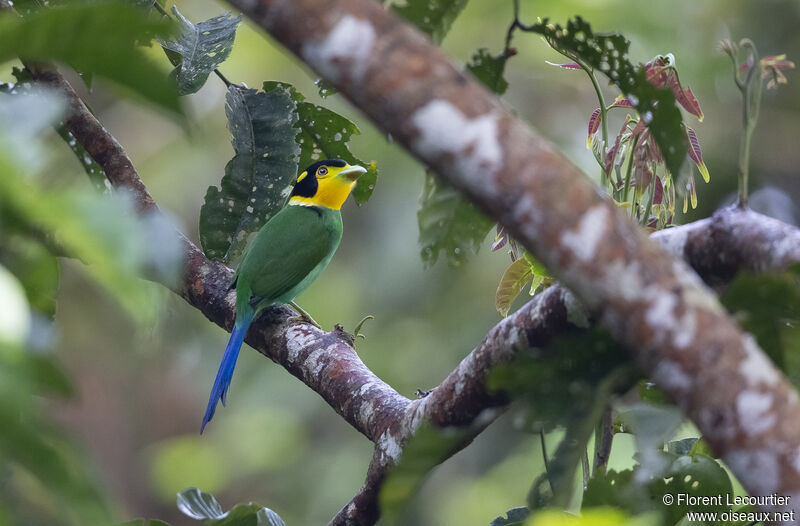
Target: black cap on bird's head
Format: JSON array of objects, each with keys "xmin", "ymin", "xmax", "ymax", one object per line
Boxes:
[{"xmin": 289, "ymin": 159, "xmax": 367, "ymax": 210}]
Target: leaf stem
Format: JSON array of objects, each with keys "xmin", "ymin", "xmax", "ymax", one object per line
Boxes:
[
  {"xmin": 622, "ymin": 134, "xmax": 638, "ymax": 205},
  {"xmin": 737, "ymin": 40, "xmax": 762, "ymax": 208}
]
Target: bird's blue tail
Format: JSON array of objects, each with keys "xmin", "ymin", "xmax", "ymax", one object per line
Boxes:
[{"xmin": 201, "ymin": 311, "xmax": 255, "ymax": 433}]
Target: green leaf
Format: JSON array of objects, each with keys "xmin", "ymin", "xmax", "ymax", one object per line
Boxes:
[
  {"xmin": 0, "ymin": 235, "xmax": 59, "ymax": 316},
  {"xmin": 392, "ymin": 0, "xmax": 469, "ymax": 45},
  {"xmin": 721, "ymin": 266, "xmax": 800, "ymax": 372},
  {"xmin": 417, "ymin": 172, "xmax": 494, "ymax": 267},
  {"xmin": 649, "ymin": 455, "xmax": 733, "ymax": 525},
  {"xmin": 616, "ymin": 403, "xmax": 683, "ymax": 482},
  {"xmin": 262, "ymin": 81, "xmax": 378, "ymax": 204},
  {"xmin": 687, "ymin": 438, "xmax": 714, "ymax": 459},
  {"xmin": 467, "ymin": 48, "xmax": 510, "ymax": 95},
  {"xmin": 530, "ymin": 17, "xmax": 687, "ymax": 175},
  {"xmin": 495, "ymin": 257, "xmax": 532, "ymax": 317},
  {"xmin": 0, "ymin": 351, "xmax": 113, "ymax": 525},
  {"xmin": 200, "ymin": 86, "xmax": 300, "ymax": 263},
  {"xmin": 527, "ymin": 507, "xmax": 659, "ymax": 526},
  {"xmin": 0, "ymin": 93, "xmax": 182, "ymax": 325},
  {"xmin": 490, "ymin": 507, "xmax": 530, "ymax": 526},
  {"xmin": 665, "ymin": 437, "xmax": 697, "ymax": 456},
  {"xmin": 119, "ymin": 520, "xmax": 172, "ymax": 526},
  {"xmin": 160, "ymin": 8, "xmax": 241, "ymax": 95},
  {"xmin": 0, "ymin": 1, "xmax": 181, "ymax": 115},
  {"xmin": 380, "ymin": 424, "xmax": 471, "ymax": 524},
  {"xmin": 176, "ymin": 487, "xmax": 225, "ymax": 520}
]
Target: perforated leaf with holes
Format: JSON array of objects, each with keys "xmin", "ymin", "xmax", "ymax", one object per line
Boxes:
[
  {"xmin": 262, "ymin": 81, "xmax": 378, "ymax": 204},
  {"xmin": 199, "ymin": 86, "xmax": 299, "ymax": 263},
  {"xmin": 417, "ymin": 173, "xmax": 494, "ymax": 267},
  {"xmin": 160, "ymin": 7, "xmax": 241, "ymax": 95},
  {"xmin": 392, "ymin": 0, "xmax": 469, "ymax": 45}
]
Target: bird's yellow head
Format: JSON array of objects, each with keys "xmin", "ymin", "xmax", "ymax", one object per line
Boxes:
[{"xmin": 288, "ymin": 160, "xmax": 366, "ymax": 210}]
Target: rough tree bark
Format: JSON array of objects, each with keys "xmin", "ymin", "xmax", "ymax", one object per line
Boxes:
[{"xmin": 23, "ymin": 9, "xmax": 800, "ymax": 526}]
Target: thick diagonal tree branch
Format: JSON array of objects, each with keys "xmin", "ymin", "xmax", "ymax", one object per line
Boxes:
[
  {"xmin": 27, "ymin": 30, "xmax": 800, "ymax": 526},
  {"xmin": 224, "ymin": 0, "xmax": 800, "ymax": 520}
]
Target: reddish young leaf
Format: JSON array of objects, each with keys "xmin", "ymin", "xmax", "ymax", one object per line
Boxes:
[
  {"xmin": 610, "ymin": 97, "xmax": 634, "ymax": 109},
  {"xmin": 668, "ymin": 74, "xmax": 703, "ymax": 121},
  {"xmin": 686, "ymin": 126, "xmax": 710, "ymax": 183},
  {"xmin": 653, "ymin": 176, "xmax": 664, "ymax": 205},
  {"xmin": 587, "ymin": 107, "xmax": 602, "ymax": 148},
  {"xmin": 545, "ymin": 60, "xmax": 582, "ymax": 70},
  {"xmin": 644, "ymin": 56, "xmax": 670, "ymax": 87}
]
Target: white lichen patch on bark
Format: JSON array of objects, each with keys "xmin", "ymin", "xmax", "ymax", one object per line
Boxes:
[
  {"xmin": 560, "ymin": 206, "xmax": 609, "ymax": 263},
  {"xmin": 410, "ymin": 100, "xmax": 502, "ymax": 189},
  {"xmin": 302, "ymin": 15, "xmax": 375, "ymax": 84},
  {"xmin": 377, "ymin": 429, "xmax": 402, "ymax": 461},
  {"xmin": 285, "ymin": 325, "xmax": 317, "ymax": 362},
  {"xmin": 304, "ymin": 345, "xmax": 334, "ymax": 376},
  {"xmin": 561, "ymin": 289, "xmax": 590, "ymax": 328},
  {"xmin": 737, "ymin": 390, "xmax": 776, "ymax": 436},
  {"xmin": 602, "ymin": 260, "xmax": 644, "ymax": 302},
  {"xmin": 740, "ymin": 333, "xmax": 780, "ymax": 387},
  {"xmin": 726, "ymin": 449, "xmax": 779, "ymax": 494}
]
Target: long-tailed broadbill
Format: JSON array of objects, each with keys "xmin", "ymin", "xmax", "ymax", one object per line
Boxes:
[{"xmin": 201, "ymin": 159, "xmax": 366, "ymax": 432}]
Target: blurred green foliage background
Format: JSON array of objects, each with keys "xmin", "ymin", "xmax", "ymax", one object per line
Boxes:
[{"xmin": 1, "ymin": 0, "xmax": 798, "ymax": 524}]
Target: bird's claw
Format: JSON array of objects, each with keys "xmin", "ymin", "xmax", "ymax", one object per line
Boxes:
[{"xmin": 289, "ymin": 302, "xmax": 323, "ymax": 329}]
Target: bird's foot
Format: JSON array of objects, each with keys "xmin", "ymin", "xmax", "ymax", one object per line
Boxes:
[{"xmin": 288, "ymin": 302, "xmax": 323, "ymax": 330}]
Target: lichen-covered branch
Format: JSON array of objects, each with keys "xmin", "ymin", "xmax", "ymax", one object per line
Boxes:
[{"xmin": 225, "ymin": 0, "xmax": 800, "ymax": 520}]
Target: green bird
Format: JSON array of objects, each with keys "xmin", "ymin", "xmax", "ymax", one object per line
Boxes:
[{"xmin": 201, "ymin": 159, "xmax": 366, "ymax": 433}]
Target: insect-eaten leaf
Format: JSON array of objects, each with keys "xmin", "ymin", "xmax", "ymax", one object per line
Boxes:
[
  {"xmin": 467, "ymin": 48, "xmax": 510, "ymax": 95},
  {"xmin": 200, "ymin": 86, "xmax": 300, "ymax": 263},
  {"xmin": 0, "ymin": 1, "xmax": 181, "ymax": 115},
  {"xmin": 160, "ymin": 8, "xmax": 241, "ymax": 95},
  {"xmin": 392, "ymin": 0, "xmax": 469, "ymax": 45},
  {"xmin": 262, "ymin": 81, "xmax": 378, "ymax": 205},
  {"xmin": 417, "ymin": 173, "xmax": 494, "ymax": 268},
  {"xmin": 531, "ymin": 17, "xmax": 687, "ymax": 176}
]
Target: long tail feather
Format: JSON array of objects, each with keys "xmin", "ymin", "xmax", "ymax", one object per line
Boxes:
[{"xmin": 201, "ymin": 311, "xmax": 255, "ymax": 433}]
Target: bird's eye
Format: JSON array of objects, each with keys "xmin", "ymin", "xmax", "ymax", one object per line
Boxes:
[{"xmin": 318, "ymin": 167, "xmax": 328, "ymax": 176}]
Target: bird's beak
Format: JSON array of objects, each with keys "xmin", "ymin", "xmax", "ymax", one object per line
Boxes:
[{"xmin": 337, "ymin": 164, "xmax": 367, "ymax": 182}]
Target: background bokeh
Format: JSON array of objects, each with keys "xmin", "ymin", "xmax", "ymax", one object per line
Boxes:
[{"xmin": 3, "ymin": 0, "xmax": 799, "ymax": 524}]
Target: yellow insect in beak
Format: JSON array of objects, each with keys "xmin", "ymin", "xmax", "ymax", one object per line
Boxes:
[{"xmin": 336, "ymin": 164, "xmax": 367, "ymax": 182}]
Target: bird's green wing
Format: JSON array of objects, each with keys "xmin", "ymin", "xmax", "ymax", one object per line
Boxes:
[{"xmin": 236, "ymin": 205, "xmax": 340, "ymax": 304}]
